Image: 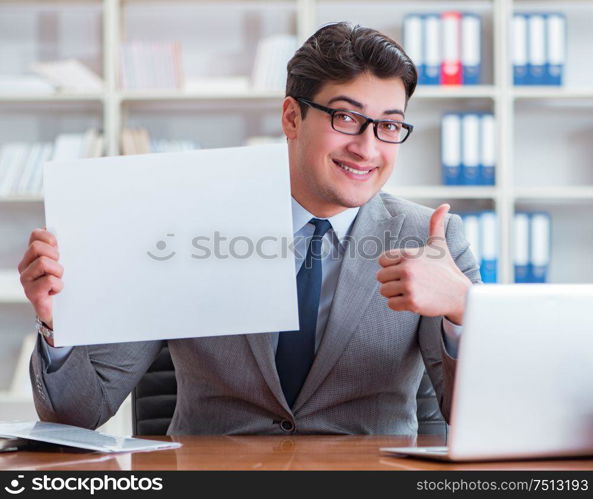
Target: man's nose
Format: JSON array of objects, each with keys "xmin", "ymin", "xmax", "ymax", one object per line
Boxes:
[{"xmin": 345, "ymin": 123, "xmax": 380, "ymax": 161}]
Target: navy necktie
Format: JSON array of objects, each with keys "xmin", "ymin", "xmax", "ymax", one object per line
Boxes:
[{"xmin": 276, "ymin": 217, "xmax": 332, "ymax": 408}]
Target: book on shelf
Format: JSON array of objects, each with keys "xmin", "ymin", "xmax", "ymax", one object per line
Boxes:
[
  {"xmin": 479, "ymin": 211, "xmax": 497, "ymax": 284},
  {"xmin": 121, "ymin": 128, "xmax": 150, "ymax": 155},
  {"xmin": 123, "ymin": 128, "xmax": 150, "ymax": 155},
  {"xmin": 251, "ymin": 34, "xmax": 297, "ymax": 91},
  {"xmin": 52, "ymin": 129, "xmax": 104, "ymax": 160},
  {"xmin": 441, "ymin": 11, "xmax": 462, "ymax": 85},
  {"xmin": 528, "ymin": 14, "xmax": 546, "ymax": 84},
  {"xmin": 17, "ymin": 142, "xmax": 52, "ymax": 194},
  {"xmin": 121, "ymin": 128, "xmax": 136, "ymax": 155},
  {"xmin": 120, "ymin": 41, "xmax": 184, "ymax": 90},
  {"xmin": 403, "ymin": 11, "xmax": 482, "ymax": 86},
  {"xmin": 403, "ymin": 14, "xmax": 424, "ymax": 83},
  {"xmin": 461, "ymin": 13, "xmax": 481, "ymax": 85},
  {"xmin": 441, "ymin": 113, "xmax": 462, "ymax": 185},
  {"xmin": 480, "ymin": 114, "xmax": 496, "ymax": 186},
  {"xmin": 441, "ymin": 112, "xmax": 495, "ymax": 186},
  {"xmin": 121, "ymin": 128, "xmax": 199, "ymax": 155},
  {"xmin": 461, "ymin": 211, "xmax": 552, "ymax": 284},
  {"xmin": 134, "ymin": 128, "xmax": 151, "ymax": 155},
  {"xmin": 514, "ymin": 212, "xmax": 531, "ymax": 283},
  {"xmin": 530, "ymin": 212, "xmax": 551, "ymax": 283},
  {"xmin": 425, "ymin": 13, "xmax": 441, "ymax": 85},
  {"xmin": 30, "ymin": 59, "xmax": 104, "ymax": 93},
  {"xmin": 0, "ymin": 143, "xmax": 30, "ymax": 197},
  {"xmin": 460, "ymin": 211, "xmax": 498, "ymax": 284},
  {"xmin": 0, "ymin": 129, "xmax": 103, "ymax": 197},
  {"xmin": 461, "ymin": 212, "xmax": 481, "ymax": 269},
  {"xmin": 513, "ymin": 13, "xmax": 566, "ymax": 86},
  {"xmin": 514, "ymin": 212, "xmax": 552, "ymax": 283},
  {"xmin": 461, "ymin": 113, "xmax": 480, "ymax": 185}
]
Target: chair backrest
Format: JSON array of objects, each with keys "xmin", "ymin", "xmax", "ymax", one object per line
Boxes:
[
  {"xmin": 132, "ymin": 343, "xmax": 447, "ymax": 437},
  {"xmin": 416, "ymin": 371, "xmax": 448, "ymax": 436},
  {"xmin": 132, "ymin": 343, "xmax": 177, "ymax": 436}
]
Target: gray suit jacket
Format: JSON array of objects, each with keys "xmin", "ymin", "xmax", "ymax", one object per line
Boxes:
[{"xmin": 30, "ymin": 191, "xmax": 481, "ymax": 435}]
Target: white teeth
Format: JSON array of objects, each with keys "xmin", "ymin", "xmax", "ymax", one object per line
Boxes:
[{"xmin": 336, "ymin": 161, "xmax": 372, "ymax": 175}]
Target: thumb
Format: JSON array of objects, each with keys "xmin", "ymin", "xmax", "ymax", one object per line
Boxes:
[{"xmin": 428, "ymin": 204, "xmax": 450, "ymax": 246}]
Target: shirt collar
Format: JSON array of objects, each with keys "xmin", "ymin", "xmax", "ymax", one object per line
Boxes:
[{"xmin": 291, "ymin": 196, "xmax": 360, "ymax": 247}]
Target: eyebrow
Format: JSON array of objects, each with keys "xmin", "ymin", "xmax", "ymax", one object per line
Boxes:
[{"xmin": 327, "ymin": 95, "xmax": 405, "ymax": 118}]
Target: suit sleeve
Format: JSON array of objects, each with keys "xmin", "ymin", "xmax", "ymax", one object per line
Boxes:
[
  {"xmin": 417, "ymin": 213, "xmax": 481, "ymax": 423},
  {"xmin": 29, "ymin": 334, "xmax": 164, "ymax": 429}
]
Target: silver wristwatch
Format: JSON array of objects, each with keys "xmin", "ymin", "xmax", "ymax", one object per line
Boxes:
[{"xmin": 35, "ymin": 316, "xmax": 54, "ymax": 342}]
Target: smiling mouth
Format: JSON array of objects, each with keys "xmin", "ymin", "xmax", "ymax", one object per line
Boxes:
[{"xmin": 333, "ymin": 159, "xmax": 377, "ymax": 177}]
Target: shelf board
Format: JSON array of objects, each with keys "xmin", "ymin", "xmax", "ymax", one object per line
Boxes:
[
  {"xmin": 514, "ymin": 186, "xmax": 593, "ymax": 200},
  {"xmin": 414, "ymin": 86, "xmax": 498, "ymax": 99},
  {"xmin": 0, "ymin": 0, "xmax": 99, "ymax": 3},
  {"xmin": 314, "ymin": 0, "xmax": 496, "ymax": 3},
  {"xmin": 119, "ymin": 89, "xmax": 285, "ymax": 102},
  {"xmin": 512, "ymin": 87, "xmax": 593, "ymax": 100},
  {"xmin": 0, "ymin": 195, "xmax": 43, "ymax": 203},
  {"xmin": 120, "ymin": 85, "xmax": 499, "ymax": 102},
  {"xmin": 384, "ymin": 185, "xmax": 498, "ymax": 199},
  {"xmin": 0, "ymin": 272, "xmax": 27, "ymax": 304},
  {"xmin": 0, "ymin": 93, "xmax": 104, "ymax": 103}
]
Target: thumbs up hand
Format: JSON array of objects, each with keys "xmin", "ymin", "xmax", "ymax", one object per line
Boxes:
[{"xmin": 376, "ymin": 204, "xmax": 472, "ymax": 325}]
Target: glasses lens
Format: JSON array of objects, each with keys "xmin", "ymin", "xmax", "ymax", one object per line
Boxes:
[
  {"xmin": 331, "ymin": 111, "xmax": 365, "ymax": 135},
  {"xmin": 377, "ymin": 121, "xmax": 408, "ymax": 143}
]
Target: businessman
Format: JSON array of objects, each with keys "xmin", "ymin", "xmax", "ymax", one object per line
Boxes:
[{"xmin": 20, "ymin": 23, "xmax": 480, "ymax": 434}]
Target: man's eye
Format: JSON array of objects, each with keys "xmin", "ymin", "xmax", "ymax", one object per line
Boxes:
[
  {"xmin": 335, "ymin": 112, "xmax": 355, "ymax": 122},
  {"xmin": 381, "ymin": 121, "xmax": 401, "ymax": 131}
]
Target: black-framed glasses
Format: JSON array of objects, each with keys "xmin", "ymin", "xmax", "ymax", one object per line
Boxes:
[{"xmin": 295, "ymin": 97, "xmax": 414, "ymax": 144}]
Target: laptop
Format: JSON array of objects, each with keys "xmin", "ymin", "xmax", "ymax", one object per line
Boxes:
[{"xmin": 382, "ymin": 284, "xmax": 593, "ymax": 462}]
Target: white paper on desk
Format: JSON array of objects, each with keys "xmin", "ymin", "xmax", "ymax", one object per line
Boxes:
[
  {"xmin": 44, "ymin": 143, "xmax": 299, "ymax": 346},
  {"xmin": 0, "ymin": 421, "xmax": 181, "ymax": 453}
]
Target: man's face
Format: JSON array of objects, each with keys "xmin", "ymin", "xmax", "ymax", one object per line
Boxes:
[{"xmin": 284, "ymin": 72, "xmax": 407, "ymax": 217}]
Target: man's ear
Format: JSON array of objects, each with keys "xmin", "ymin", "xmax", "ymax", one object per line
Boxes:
[{"xmin": 281, "ymin": 96, "xmax": 301, "ymax": 140}]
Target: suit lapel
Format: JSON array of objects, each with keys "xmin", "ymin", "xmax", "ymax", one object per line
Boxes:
[
  {"xmin": 245, "ymin": 332, "xmax": 291, "ymax": 412},
  {"xmin": 293, "ymin": 193, "xmax": 406, "ymax": 412}
]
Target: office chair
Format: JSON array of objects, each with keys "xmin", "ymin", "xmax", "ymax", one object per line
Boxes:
[
  {"xmin": 132, "ymin": 342, "xmax": 447, "ymax": 437},
  {"xmin": 132, "ymin": 343, "xmax": 177, "ymax": 436}
]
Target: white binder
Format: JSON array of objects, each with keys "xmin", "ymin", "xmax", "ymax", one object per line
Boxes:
[
  {"xmin": 462, "ymin": 213, "xmax": 481, "ymax": 264},
  {"xmin": 404, "ymin": 15, "xmax": 424, "ymax": 81},
  {"xmin": 480, "ymin": 113, "xmax": 496, "ymax": 185},
  {"xmin": 512, "ymin": 14, "xmax": 528, "ymax": 85},
  {"xmin": 441, "ymin": 113, "xmax": 461, "ymax": 184},
  {"xmin": 461, "ymin": 113, "xmax": 480, "ymax": 185},
  {"xmin": 479, "ymin": 211, "xmax": 498, "ymax": 283},
  {"xmin": 514, "ymin": 212, "xmax": 530, "ymax": 282},
  {"xmin": 461, "ymin": 14, "xmax": 481, "ymax": 84},
  {"xmin": 528, "ymin": 14, "xmax": 546, "ymax": 84},
  {"xmin": 530, "ymin": 212, "xmax": 551, "ymax": 282},
  {"xmin": 424, "ymin": 14, "xmax": 441, "ymax": 84},
  {"xmin": 546, "ymin": 13, "xmax": 566, "ymax": 85}
]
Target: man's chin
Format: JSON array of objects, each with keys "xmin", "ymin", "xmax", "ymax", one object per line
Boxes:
[{"xmin": 332, "ymin": 189, "xmax": 377, "ymax": 209}]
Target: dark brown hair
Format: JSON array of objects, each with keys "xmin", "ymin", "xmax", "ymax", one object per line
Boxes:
[{"xmin": 286, "ymin": 22, "xmax": 418, "ymax": 116}]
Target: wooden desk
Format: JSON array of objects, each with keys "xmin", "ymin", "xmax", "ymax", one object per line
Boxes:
[{"xmin": 2, "ymin": 435, "xmax": 593, "ymax": 471}]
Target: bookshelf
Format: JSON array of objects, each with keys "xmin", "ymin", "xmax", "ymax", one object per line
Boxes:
[{"xmin": 1, "ymin": 0, "xmax": 592, "ymax": 432}]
